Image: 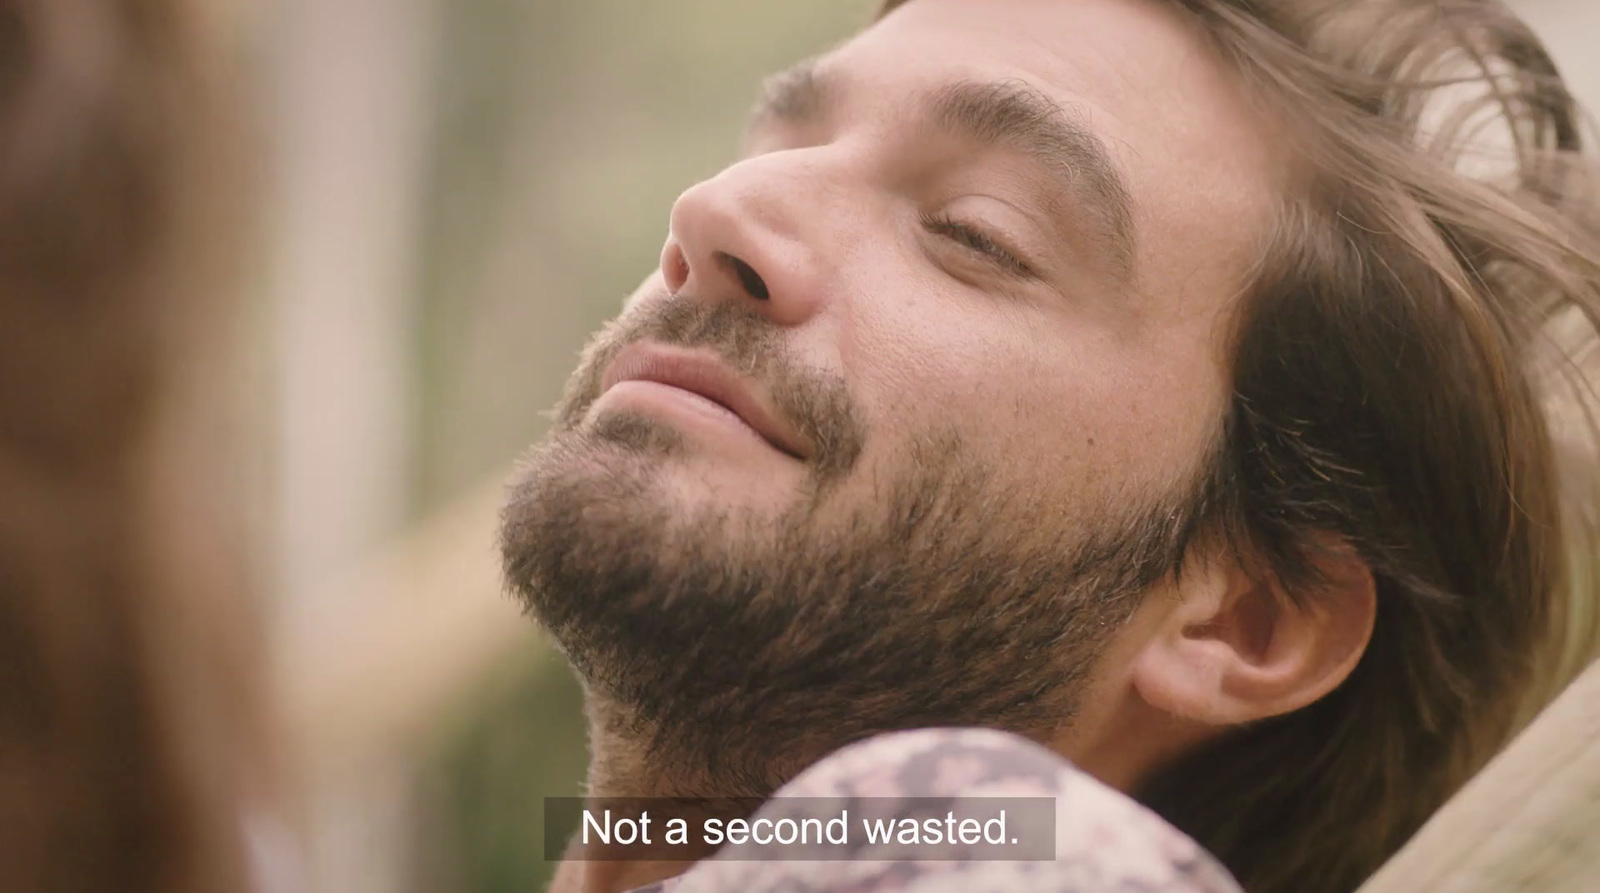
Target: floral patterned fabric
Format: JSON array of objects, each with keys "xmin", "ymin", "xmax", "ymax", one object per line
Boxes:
[{"xmin": 625, "ymin": 727, "xmax": 1240, "ymax": 893}]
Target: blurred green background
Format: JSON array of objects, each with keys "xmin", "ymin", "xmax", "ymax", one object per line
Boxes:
[
  {"xmin": 416, "ymin": 7, "xmax": 867, "ymax": 888},
  {"xmin": 417, "ymin": 4, "xmax": 871, "ymax": 888},
  {"xmin": 411, "ymin": 0, "xmax": 870, "ymax": 512},
  {"xmin": 254, "ymin": 3, "xmax": 869, "ymax": 892}
]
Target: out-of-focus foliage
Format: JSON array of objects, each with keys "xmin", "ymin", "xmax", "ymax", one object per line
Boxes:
[
  {"xmin": 411, "ymin": 0, "xmax": 871, "ymax": 511},
  {"xmin": 413, "ymin": 2, "xmax": 867, "ymax": 890},
  {"xmin": 426, "ymin": 649, "xmax": 588, "ymax": 893}
]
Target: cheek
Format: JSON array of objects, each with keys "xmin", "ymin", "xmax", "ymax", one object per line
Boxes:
[{"xmin": 840, "ymin": 294, "xmax": 1225, "ymax": 506}]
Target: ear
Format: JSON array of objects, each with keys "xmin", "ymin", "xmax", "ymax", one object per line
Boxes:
[{"xmin": 1131, "ymin": 538, "xmax": 1376, "ymax": 727}]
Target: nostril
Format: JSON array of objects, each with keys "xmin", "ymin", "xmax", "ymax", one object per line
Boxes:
[
  {"xmin": 661, "ymin": 241, "xmax": 691, "ymax": 293},
  {"xmin": 735, "ymin": 260, "xmax": 770, "ymax": 300},
  {"xmin": 716, "ymin": 251, "xmax": 770, "ymax": 301}
]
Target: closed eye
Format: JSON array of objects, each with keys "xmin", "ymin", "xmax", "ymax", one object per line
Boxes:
[{"xmin": 920, "ymin": 211, "xmax": 1035, "ymax": 277}]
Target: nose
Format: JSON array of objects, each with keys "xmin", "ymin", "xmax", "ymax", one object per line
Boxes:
[{"xmin": 658, "ymin": 155, "xmax": 829, "ymax": 326}]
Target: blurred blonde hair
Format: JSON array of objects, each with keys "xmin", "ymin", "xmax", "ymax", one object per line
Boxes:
[
  {"xmin": 871, "ymin": 1, "xmax": 1600, "ymax": 892},
  {"xmin": 0, "ymin": 1, "xmax": 265, "ymax": 891}
]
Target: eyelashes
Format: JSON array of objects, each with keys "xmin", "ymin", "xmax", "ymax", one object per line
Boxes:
[{"xmin": 918, "ymin": 211, "xmax": 1035, "ymax": 277}]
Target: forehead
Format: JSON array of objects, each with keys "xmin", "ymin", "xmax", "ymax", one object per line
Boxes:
[{"xmin": 823, "ymin": 0, "xmax": 1290, "ymax": 316}]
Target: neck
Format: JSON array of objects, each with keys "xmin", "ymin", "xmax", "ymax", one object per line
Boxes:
[
  {"xmin": 587, "ymin": 701, "xmax": 701, "ymax": 799},
  {"xmin": 549, "ymin": 698, "xmax": 770, "ymax": 893}
]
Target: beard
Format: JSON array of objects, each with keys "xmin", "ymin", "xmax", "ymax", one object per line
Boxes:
[{"xmin": 501, "ymin": 297, "xmax": 1215, "ymax": 794}]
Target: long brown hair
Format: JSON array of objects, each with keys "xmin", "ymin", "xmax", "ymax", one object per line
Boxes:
[
  {"xmin": 0, "ymin": 1, "xmax": 262, "ymax": 892},
  {"xmin": 869, "ymin": 2, "xmax": 1600, "ymax": 892}
]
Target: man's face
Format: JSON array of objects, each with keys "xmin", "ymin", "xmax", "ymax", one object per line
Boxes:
[{"xmin": 503, "ymin": 0, "xmax": 1286, "ymax": 784}]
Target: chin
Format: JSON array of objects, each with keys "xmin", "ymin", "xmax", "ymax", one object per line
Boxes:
[{"xmin": 507, "ymin": 419, "xmax": 800, "ymax": 562}]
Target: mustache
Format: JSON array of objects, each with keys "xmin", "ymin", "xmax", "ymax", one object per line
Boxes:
[{"xmin": 556, "ymin": 298, "xmax": 867, "ymax": 480}]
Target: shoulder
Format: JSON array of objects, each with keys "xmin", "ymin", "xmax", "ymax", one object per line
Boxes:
[{"xmin": 664, "ymin": 728, "xmax": 1241, "ymax": 893}]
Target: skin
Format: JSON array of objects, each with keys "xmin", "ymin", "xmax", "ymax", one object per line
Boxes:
[
  {"xmin": 520, "ymin": 1, "xmax": 1378, "ymax": 891},
  {"xmin": 634, "ymin": 0, "xmax": 1286, "ymax": 519}
]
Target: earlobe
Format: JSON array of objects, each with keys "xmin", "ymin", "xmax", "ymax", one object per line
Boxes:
[{"xmin": 1132, "ymin": 540, "xmax": 1377, "ymax": 729}]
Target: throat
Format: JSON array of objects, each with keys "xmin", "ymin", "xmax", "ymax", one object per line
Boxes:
[
  {"xmin": 585, "ymin": 697, "xmax": 789, "ymax": 800},
  {"xmin": 555, "ymin": 698, "xmax": 796, "ymax": 893}
]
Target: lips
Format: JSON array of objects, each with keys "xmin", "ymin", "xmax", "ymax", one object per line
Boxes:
[{"xmin": 599, "ymin": 342, "xmax": 808, "ymax": 461}]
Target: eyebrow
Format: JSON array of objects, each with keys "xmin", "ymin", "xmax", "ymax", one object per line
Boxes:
[{"xmin": 749, "ymin": 61, "xmax": 1138, "ymax": 282}]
